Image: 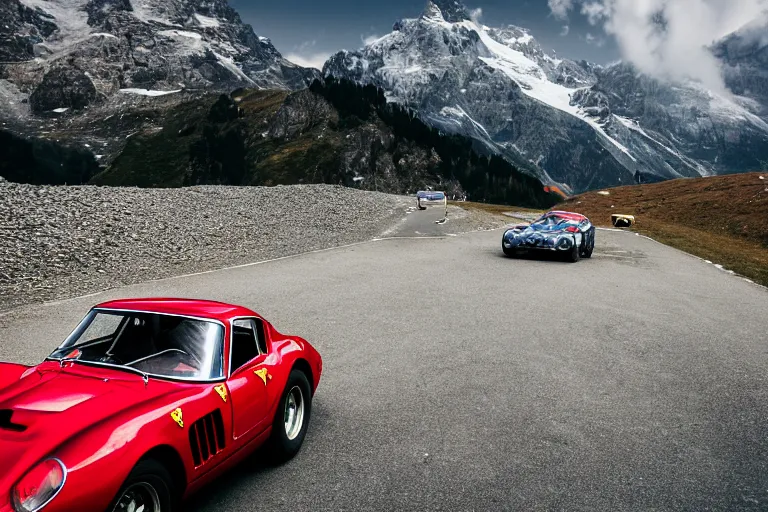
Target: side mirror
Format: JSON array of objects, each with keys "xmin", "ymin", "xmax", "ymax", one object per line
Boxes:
[{"xmin": 611, "ymin": 214, "xmax": 635, "ymax": 228}]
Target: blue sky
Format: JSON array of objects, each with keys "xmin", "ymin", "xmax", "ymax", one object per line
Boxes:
[{"xmin": 228, "ymin": 0, "xmax": 622, "ymax": 69}]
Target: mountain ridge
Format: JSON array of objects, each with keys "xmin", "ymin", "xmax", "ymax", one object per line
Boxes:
[{"xmin": 323, "ymin": 0, "xmax": 768, "ymax": 193}]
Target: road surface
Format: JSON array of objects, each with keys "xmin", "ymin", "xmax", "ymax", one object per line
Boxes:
[{"xmin": 1, "ymin": 210, "xmax": 767, "ymax": 511}]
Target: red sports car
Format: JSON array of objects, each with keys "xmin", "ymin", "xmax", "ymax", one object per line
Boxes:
[{"xmin": 0, "ymin": 298, "xmax": 323, "ymax": 512}]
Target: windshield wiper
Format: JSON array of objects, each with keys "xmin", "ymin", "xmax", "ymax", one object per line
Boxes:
[{"xmin": 51, "ymin": 357, "xmax": 150, "ymax": 386}]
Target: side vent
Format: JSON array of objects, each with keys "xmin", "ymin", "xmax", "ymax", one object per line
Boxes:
[
  {"xmin": 188, "ymin": 409, "xmax": 226, "ymax": 467},
  {"xmin": 0, "ymin": 410, "xmax": 27, "ymax": 432}
]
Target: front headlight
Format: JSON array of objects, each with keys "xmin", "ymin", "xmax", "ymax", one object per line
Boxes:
[{"xmin": 12, "ymin": 458, "xmax": 66, "ymax": 512}]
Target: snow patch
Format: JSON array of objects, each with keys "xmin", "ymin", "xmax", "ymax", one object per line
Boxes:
[
  {"xmin": 52, "ymin": 107, "xmax": 69, "ymax": 113},
  {"xmin": 119, "ymin": 88, "xmax": 182, "ymax": 97},
  {"xmin": 18, "ymin": 0, "xmax": 90, "ymax": 48},
  {"xmin": 131, "ymin": 0, "xmax": 180, "ymax": 26},
  {"xmin": 439, "ymin": 105, "xmax": 491, "ymax": 138},
  {"xmin": 90, "ymin": 32, "xmax": 118, "ymax": 39},
  {"xmin": 194, "ymin": 14, "xmax": 220, "ymax": 28},
  {"xmin": 613, "ymin": 115, "xmax": 709, "ymax": 176},
  {"xmin": 158, "ymin": 30, "xmax": 203, "ymax": 40},
  {"xmin": 212, "ymin": 51, "xmax": 256, "ymax": 84},
  {"xmin": 462, "ymin": 20, "xmax": 636, "ymax": 162}
]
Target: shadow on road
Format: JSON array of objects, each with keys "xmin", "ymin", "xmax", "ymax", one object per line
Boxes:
[
  {"xmin": 496, "ymin": 250, "xmax": 588, "ymax": 264},
  {"xmin": 185, "ymin": 448, "xmax": 277, "ymax": 509}
]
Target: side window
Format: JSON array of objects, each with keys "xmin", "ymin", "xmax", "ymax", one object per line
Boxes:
[
  {"xmin": 253, "ymin": 318, "xmax": 268, "ymax": 354},
  {"xmin": 230, "ymin": 319, "xmax": 259, "ymax": 373}
]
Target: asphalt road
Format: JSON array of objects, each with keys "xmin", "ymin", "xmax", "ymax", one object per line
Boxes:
[{"xmin": 2, "ymin": 211, "xmax": 768, "ymax": 511}]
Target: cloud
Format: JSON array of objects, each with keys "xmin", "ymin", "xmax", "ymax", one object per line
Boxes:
[
  {"xmin": 560, "ymin": 24, "xmax": 570, "ymax": 35},
  {"xmin": 469, "ymin": 7, "xmax": 483, "ymax": 22},
  {"xmin": 585, "ymin": 32, "xmax": 606, "ymax": 46},
  {"xmin": 547, "ymin": 0, "xmax": 768, "ymax": 93},
  {"xmin": 285, "ymin": 52, "xmax": 331, "ymax": 70},
  {"xmin": 285, "ymin": 40, "xmax": 330, "ymax": 70},
  {"xmin": 361, "ymin": 33, "xmax": 383, "ymax": 46},
  {"xmin": 548, "ymin": 0, "xmax": 575, "ymax": 19}
]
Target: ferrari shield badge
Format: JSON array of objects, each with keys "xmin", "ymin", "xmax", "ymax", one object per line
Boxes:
[
  {"xmin": 254, "ymin": 368, "xmax": 270, "ymax": 385},
  {"xmin": 214, "ymin": 384, "xmax": 228, "ymax": 403},
  {"xmin": 170, "ymin": 408, "xmax": 184, "ymax": 428}
]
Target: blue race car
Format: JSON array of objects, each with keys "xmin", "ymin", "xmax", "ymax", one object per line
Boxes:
[{"xmin": 502, "ymin": 211, "xmax": 596, "ymax": 262}]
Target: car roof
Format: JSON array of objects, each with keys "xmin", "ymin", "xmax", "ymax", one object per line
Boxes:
[{"xmin": 95, "ymin": 298, "xmax": 259, "ymax": 323}]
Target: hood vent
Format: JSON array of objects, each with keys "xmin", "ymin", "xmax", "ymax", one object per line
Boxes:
[
  {"xmin": 189, "ymin": 410, "xmax": 225, "ymax": 467},
  {"xmin": 0, "ymin": 409, "xmax": 27, "ymax": 432}
]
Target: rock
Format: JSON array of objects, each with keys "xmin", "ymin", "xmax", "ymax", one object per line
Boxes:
[{"xmin": 30, "ymin": 67, "xmax": 99, "ymax": 113}]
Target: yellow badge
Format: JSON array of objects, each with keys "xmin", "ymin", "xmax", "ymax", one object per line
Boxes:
[
  {"xmin": 254, "ymin": 368, "xmax": 270, "ymax": 385},
  {"xmin": 214, "ymin": 385, "xmax": 228, "ymax": 403},
  {"xmin": 170, "ymin": 408, "xmax": 184, "ymax": 428}
]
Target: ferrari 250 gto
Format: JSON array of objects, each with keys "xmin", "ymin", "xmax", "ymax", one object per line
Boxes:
[
  {"xmin": 502, "ymin": 210, "xmax": 596, "ymax": 262},
  {"xmin": 0, "ymin": 298, "xmax": 322, "ymax": 512}
]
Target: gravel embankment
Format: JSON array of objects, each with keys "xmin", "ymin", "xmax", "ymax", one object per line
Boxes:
[{"xmin": 0, "ymin": 181, "xmax": 411, "ymax": 312}]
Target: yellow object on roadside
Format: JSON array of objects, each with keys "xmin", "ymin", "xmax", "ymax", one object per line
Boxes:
[{"xmin": 612, "ymin": 214, "xmax": 635, "ymax": 228}]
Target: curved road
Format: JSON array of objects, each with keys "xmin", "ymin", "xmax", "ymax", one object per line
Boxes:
[{"xmin": 1, "ymin": 208, "xmax": 767, "ymax": 511}]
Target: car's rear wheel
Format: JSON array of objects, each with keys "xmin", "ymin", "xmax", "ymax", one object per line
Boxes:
[
  {"xmin": 267, "ymin": 369, "xmax": 312, "ymax": 462},
  {"xmin": 111, "ymin": 459, "xmax": 176, "ymax": 512}
]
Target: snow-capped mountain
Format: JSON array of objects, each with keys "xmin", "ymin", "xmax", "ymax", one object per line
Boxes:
[
  {"xmin": 324, "ymin": 0, "xmax": 768, "ymax": 193},
  {"xmin": 0, "ymin": 0, "xmax": 317, "ymax": 115}
]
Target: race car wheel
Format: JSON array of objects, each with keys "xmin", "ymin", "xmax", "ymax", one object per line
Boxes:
[
  {"xmin": 111, "ymin": 459, "xmax": 176, "ymax": 512},
  {"xmin": 582, "ymin": 229, "xmax": 595, "ymax": 258},
  {"xmin": 502, "ymin": 244, "xmax": 517, "ymax": 257},
  {"xmin": 568, "ymin": 244, "xmax": 580, "ymax": 263},
  {"xmin": 268, "ymin": 369, "xmax": 312, "ymax": 462}
]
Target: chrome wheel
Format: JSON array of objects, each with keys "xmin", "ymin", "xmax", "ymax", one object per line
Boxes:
[
  {"xmin": 113, "ymin": 482, "xmax": 161, "ymax": 512},
  {"xmin": 284, "ymin": 385, "xmax": 305, "ymax": 441}
]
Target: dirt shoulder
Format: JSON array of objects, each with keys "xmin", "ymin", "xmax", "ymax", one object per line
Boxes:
[{"xmin": 557, "ymin": 173, "xmax": 768, "ymax": 286}]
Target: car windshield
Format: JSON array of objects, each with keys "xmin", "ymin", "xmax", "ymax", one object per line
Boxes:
[
  {"xmin": 532, "ymin": 215, "xmax": 567, "ymax": 227},
  {"xmin": 49, "ymin": 310, "xmax": 225, "ymax": 381}
]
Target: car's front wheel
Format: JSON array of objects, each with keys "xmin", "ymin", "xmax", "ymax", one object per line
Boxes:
[
  {"xmin": 502, "ymin": 243, "xmax": 517, "ymax": 257},
  {"xmin": 267, "ymin": 369, "xmax": 312, "ymax": 462},
  {"xmin": 568, "ymin": 244, "xmax": 580, "ymax": 263},
  {"xmin": 111, "ymin": 459, "xmax": 176, "ymax": 512},
  {"xmin": 581, "ymin": 228, "xmax": 595, "ymax": 258}
]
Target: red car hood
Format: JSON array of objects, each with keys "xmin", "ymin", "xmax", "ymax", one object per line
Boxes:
[{"xmin": 0, "ymin": 362, "xmax": 198, "ymax": 495}]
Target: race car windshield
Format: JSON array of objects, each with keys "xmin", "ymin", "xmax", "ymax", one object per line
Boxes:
[
  {"xmin": 49, "ymin": 310, "xmax": 225, "ymax": 381},
  {"xmin": 532, "ymin": 216, "xmax": 567, "ymax": 227}
]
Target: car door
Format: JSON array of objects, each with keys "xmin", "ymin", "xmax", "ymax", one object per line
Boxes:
[
  {"xmin": 227, "ymin": 318, "xmax": 270, "ymax": 440},
  {"xmin": 227, "ymin": 317, "xmax": 281, "ymax": 441}
]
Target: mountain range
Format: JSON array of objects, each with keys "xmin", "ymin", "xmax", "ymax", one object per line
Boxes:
[
  {"xmin": 1, "ymin": 0, "xmax": 767, "ymax": 195},
  {"xmin": 324, "ymin": 0, "xmax": 768, "ymax": 193}
]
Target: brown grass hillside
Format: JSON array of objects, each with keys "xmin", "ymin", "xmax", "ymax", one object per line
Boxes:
[{"xmin": 558, "ymin": 173, "xmax": 768, "ymax": 286}]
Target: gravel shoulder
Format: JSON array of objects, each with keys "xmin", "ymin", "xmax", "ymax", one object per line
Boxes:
[
  {"xmin": 0, "ymin": 182, "xmax": 507, "ymax": 312},
  {"xmin": 0, "ymin": 182, "xmax": 415, "ymax": 312}
]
